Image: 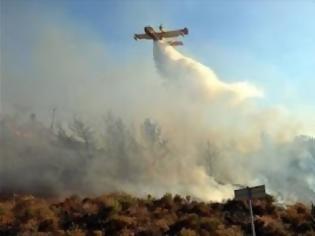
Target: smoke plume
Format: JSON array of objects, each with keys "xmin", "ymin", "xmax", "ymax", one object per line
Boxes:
[
  {"xmin": 153, "ymin": 41, "xmax": 263, "ymax": 103},
  {"xmin": 150, "ymin": 41, "xmax": 315, "ymax": 203}
]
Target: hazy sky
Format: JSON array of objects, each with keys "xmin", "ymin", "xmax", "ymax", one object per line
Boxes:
[{"xmin": 1, "ymin": 0, "xmax": 315, "ymax": 125}]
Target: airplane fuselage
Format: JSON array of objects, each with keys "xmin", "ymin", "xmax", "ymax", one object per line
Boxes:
[{"xmin": 144, "ymin": 26, "xmax": 160, "ymax": 41}]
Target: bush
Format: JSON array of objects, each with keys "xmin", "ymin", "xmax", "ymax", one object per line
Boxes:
[
  {"xmin": 13, "ymin": 198, "xmax": 58, "ymax": 232},
  {"xmin": 179, "ymin": 228, "xmax": 198, "ymax": 236},
  {"xmin": 215, "ymin": 225, "xmax": 243, "ymax": 236},
  {"xmin": 255, "ymin": 215, "xmax": 286, "ymax": 236},
  {"xmin": 200, "ymin": 217, "xmax": 220, "ymax": 231},
  {"xmin": 96, "ymin": 195, "xmax": 122, "ymax": 217}
]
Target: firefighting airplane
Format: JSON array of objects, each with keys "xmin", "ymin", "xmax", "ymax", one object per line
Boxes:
[{"xmin": 134, "ymin": 25, "xmax": 189, "ymax": 46}]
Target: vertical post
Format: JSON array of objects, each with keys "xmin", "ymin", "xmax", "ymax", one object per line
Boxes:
[{"xmin": 248, "ymin": 199, "xmax": 256, "ymax": 236}]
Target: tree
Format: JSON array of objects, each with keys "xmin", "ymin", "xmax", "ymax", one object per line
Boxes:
[{"xmin": 69, "ymin": 117, "xmax": 94, "ymax": 158}]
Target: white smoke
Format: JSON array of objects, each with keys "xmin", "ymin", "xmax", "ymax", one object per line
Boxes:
[
  {"xmin": 151, "ymin": 41, "xmax": 315, "ymax": 203},
  {"xmin": 153, "ymin": 41, "xmax": 263, "ymax": 104}
]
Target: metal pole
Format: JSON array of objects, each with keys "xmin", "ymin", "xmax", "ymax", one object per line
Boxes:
[{"xmin": 248, "ymin": 199, "xmax": 256, "ymax": 236}]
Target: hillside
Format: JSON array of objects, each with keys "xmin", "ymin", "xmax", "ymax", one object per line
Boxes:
[{"xmin": 0, "ymin": 193, "xmax": 314, "ymax": 235}]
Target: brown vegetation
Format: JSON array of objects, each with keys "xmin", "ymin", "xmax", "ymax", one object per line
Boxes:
[{"xmin": 0, "ymin": 193, "xmax": 314, "ymax": 235}]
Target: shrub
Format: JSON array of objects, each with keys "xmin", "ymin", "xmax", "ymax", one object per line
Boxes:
[
  {"xmin": 215, "ymin": 225, "xmax": 243, "ymax": 236},
  {"xmin": 200, "ymin": 217, "xmax": 220, "ymax": 231},
  {"xmin": 13, "ymin": 198, "xmax": 58, "ymax": 232},
  {"xmin": 104, "ymin": 214, "xmax": 135, "ymax": 234},
  {"xmin": 96, "ymin": 196, "xmax": 122, "ymax": 217},
  {"xmin": 179, "ymin": 228, "xmax": 198, "ymax": 236},
  {"xmin": 154, "ymin": 218, "xmax": 169, "ymax": 232},
  {"xmin": 255, "ymin": 215, "xmax": 286, "ymax": 236}
]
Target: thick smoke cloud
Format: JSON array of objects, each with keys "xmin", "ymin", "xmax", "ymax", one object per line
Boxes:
[
  {"xmin": 151, "ymin": 42, "xmax": 315, "ymax": 203},
  {"xmin": 1, "ymin": 7, "xmax": 314, "ymax": 203},
  {"xmin": 153, "ymin": 41, "xmax": 263, "ymax": 103},
  {"xmin": 0, "ymin": 113, "xmax": 233, "ymax": 201}
]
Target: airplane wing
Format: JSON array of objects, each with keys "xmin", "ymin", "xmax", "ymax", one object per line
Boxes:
[
  {"xmin": 159, "ymin": 28, "xmax": 189, "ymax": 38},
  {"xmin": 134, "ymin": 34, "xmax": 151, "ymax": 40}
]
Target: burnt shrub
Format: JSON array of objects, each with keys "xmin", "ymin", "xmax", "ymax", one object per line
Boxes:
[
  {"xmin": 104, "ymin": 214, "xmax": 136, "ymax": 235},
  {"xmin": 199, "ymin": 217, "xmax": 220, "ymax": 232},
  {"xmin": 167, "ymin": 213, "xmax": 199, "ymax": 235},
  {"xmin": 255, "ymin": 216, "xmax": 286, "ymax": 236}
]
